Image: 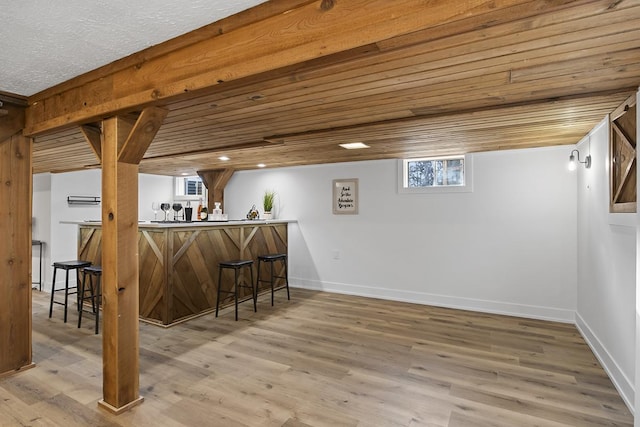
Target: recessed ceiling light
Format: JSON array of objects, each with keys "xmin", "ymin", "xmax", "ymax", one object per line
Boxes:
[
  {"xmin": 181, "ymin": 172, "xmax": 189, "ymax": 176},
  {"xmin": 339, "ymin": 142, "xmax": 370, "ymax": 149},
  {"xmin": 218, "ymin": 156, "xmax": 230, "ymax": 161},
  {"xmin": 257, "ymin": 163, "xmax": 266, "ymax": 168}
]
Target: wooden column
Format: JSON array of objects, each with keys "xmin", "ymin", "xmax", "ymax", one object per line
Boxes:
[
  {"xmin": 97, "ymin": 107, "xmax": 166, "ymax": 414},
  {"xmin": 197, "ymin": 168, "xmax": 234, "ymax": 212},
  {"xmin": 0, "ymin": 102, "xmax": 34, "ymax": 377}
]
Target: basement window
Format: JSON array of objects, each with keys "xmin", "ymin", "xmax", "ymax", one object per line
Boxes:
[
  {"xmin": 398, "ymin": 155, "xmax": 473, "ymax": 193},
  {"xmin": 174, "ymin": 176, "xmax": 206, "ymax": 200}
]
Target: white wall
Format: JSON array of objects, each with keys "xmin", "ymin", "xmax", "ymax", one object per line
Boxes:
[
  {"xmin": 139, "ymin": 173, "xmax": 175, "ymax": 221},
  {"xmin": 33, "ymin": 170, "xmax": 173, "ymax": 291},
  {"xmin": 32, "ymin": 173, "xmax": 52, "ymax": 288},
  {"xmin": 225, "ymin": 145, "xmax": 578, "ymax": 321},
  {"xmin": 50, "ymin": 170, "xmax": 103, "ymax": 268},
  {"xmin": 575, "ymin": 118, "xmax": 636, "ymax": 412}
]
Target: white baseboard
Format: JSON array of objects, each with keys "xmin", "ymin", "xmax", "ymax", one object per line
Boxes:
[
  {"xmin": 291, "ymin": 278, "xmax": 575, "ymax": 323},
  {"xmin": 575, "ymin": 312, "xmax": 635, "ymax": 415}
]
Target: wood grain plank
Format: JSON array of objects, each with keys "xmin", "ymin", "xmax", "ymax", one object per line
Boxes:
[
  {"xmin": 0, "ymin": 132, "xmax": 33, "ymax": 375},
  {"xmin": 2, "ymin": 289, "xmax": 633, "ymax": 426},
  {"xmin": 100, "ymin": 115, "xmax": 142, "ymax": 412}
]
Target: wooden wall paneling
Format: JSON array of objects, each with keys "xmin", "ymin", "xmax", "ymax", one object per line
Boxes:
[
  {"xmin": 138, "ymin": 230, "xmax": 166, "ymax": 323},
  {"xmin": 198, "ymin": 228, "xmax": 228, "ymax": 311},
  {"xmin": 610, "ymin": 94, "xmax": 637, "ymax": 213},
  {"xmin": 78, "ymin": 226, "xmax": 103, "ymax": 265},
  {"xmin": 0, "ymin": 129, "xmax": 34, "ymax": 377},
  {"xmin": 78, "ymin": 223, "xmax": 288, "ymax": 325},
  {"xmin": 172, "ymin": 230, "xmax": 208, "ymax": 322},
  {"xmin": 250, "ymin": 225, "xmax": 289, "ymax": 291},
  {"xmin": 165, "ymin": 227, "xmax": 174, "ymax": 324}
]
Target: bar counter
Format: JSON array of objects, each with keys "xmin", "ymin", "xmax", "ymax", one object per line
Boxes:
[{"xmin": 75, "ymin": 220, "xmax": 293, "ymax": 326}]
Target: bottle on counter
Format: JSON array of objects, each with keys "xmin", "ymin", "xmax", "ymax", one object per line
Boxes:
[
  {"xmin": 197, "ymin": 198, "xmax": 203, "ymax": 220},
  {"xmin": 212, "ymin": 202, "xmax": 222, "ymax": 220},
  {"xmin": 200, "ymin": 204, "xmax": 208, "ymax": 221},
  {"xmin": 184, "ymin": 200, "xmax": 193, "ymax": 222}
]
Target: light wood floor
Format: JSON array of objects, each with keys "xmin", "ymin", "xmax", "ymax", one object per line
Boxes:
[{"xmin": 0, "ymin": 289, "xmax": 633, "ymax": 426}]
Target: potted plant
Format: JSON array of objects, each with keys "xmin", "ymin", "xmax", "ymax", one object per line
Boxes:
[{"xmin": 262, "ymin": 189, "xmax": 276, "ymax": 220}]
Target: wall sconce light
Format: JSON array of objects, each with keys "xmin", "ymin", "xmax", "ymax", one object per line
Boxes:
[{"xmin": 568, "ymin": 149, "xmax": 591, "ymax": 171}]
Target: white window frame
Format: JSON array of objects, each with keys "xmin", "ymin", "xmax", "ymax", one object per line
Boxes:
[
  {"xmin": 398, "ymin": 154, "xmax": 474, "ymax": 194},
  {"xmin": 174, "ymin": 176, "xmax": 207, "ymax": 201}
]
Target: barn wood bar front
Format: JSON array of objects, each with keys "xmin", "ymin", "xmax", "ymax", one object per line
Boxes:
[{"xmin": 77, "ymin": 221, "xmax": 290, "ymax": 326}]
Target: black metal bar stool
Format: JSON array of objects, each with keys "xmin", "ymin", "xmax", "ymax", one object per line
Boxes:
[
  {"xmin": 215, "ymin": 260, "xmax": 256, "ymax": 321},
  {"xmin": 78, "ymin": 265, "xmax": 102, "ymax": 334},
  {"xmin": 49, "ymin": 260, "xmax": 92, "ymax": 323},
  {"xmin": 256, "ymin": 253, "xmax": 290, "ymax": 306}
]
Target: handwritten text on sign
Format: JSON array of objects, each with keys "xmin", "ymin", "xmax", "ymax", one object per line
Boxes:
[
  {"xmin": 333, "ymin": 179, "xmax": 358, "ymax": 214},
  {"xmin": 338, "ymin": 185, "xmax": 355, "ymax": 210}
]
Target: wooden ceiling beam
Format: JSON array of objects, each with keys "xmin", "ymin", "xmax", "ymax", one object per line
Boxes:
[
  {"xmin": 197, "ymin": 168, "xmax": 235, "ymax": 212},
  {"xmin": 24, "ymin": 0, "xmax": 537, "ymax": 137},
  {"xmin": 118, "ymin": 107, "xmax": 168, "ymax": 164},
  {"xmin": 80, "ymin": 124, "xmax": 102, "ymax": 162},
  {"xmin": 0, "ymin": 104, "xmax": 26, "ymax": 143},
  {"xmin": 0, "ymin": 91, "xmax": 28, "ymax": 107}
]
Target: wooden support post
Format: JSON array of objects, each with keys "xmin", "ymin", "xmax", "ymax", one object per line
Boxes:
[
  {"xmin": 97, "ymin": 107, "xmax": 166, "ymax": 414},
  {"xmin": 197, "ymin": 168, "xmax": 234, "ymax": 212},
  {"xmin": 0, "ymin": 105, "xmax": 34, "ymax": 377}
]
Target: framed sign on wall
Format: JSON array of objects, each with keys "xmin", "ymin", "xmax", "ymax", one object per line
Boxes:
[{"xmin": 333, "ymin": 178, "xmax": 358, "ymax": 215}]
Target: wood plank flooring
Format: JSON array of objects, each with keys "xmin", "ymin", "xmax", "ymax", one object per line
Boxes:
[{"xmin": 0, "ymin": 289, "xmax": 633, "ymax": 426}]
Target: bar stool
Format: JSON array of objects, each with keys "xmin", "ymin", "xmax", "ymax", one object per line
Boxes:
[
  {"xmin": 78, "ymin": 265, "xmax": 102, "ymax": 334},
  {"xmin": 49, "ymin": 260, "xmax": 92, "ymax": 323},
  {"xmin": 256, "ymin": 253, "xmax": 290, "ymax": 306},
  {"xmin": 215, "ymin": 260, "xmax": 256, "ymax": 321}
]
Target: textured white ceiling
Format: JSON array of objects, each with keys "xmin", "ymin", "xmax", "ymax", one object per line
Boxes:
[{"xmin": 0, "ymin": 0, "xmax": 269, "ymax": 96}]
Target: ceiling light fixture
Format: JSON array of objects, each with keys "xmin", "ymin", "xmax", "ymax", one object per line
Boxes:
[
  {"xmin": 218, "ymin": 156, "xmax": 230, "ymax": 161},
  {"xmin": 257, "ymin": 163, "xmax": 266, "ymax": 168},
  {"xmin": 568, "ymin": 149, "xmax": 591, "ymax": 171},
  {"xmin": 339, "ymin": 142, "xmax": 370, "ymax": 150}
]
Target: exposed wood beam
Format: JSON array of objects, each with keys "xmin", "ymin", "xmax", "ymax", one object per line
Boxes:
[
  {"xmin": 99, "ymin": 115, "xmax": 146, "ymax": 414},
  {"xmin": 197, "ymin": 168, "xmax": 235, "ymax": 212},
  {"xmin": 0, "ymin": 130, "xmax": 34, "ymax": 377},
  {"xmin": 80, "ymin": 124, "xmax": 102, "ymax": 162},
  {"xmin": 118, "ymin": 107, "xmax": 168, "ymax": 164},
  {"xmin": 0, "ymin": 91, "xmax": 28, "ymax": 107},
  {"xmin": 0, "ymin": 104, "xmax": 26, "ymax": 143},
  {"xmin": 24, "ymin": 0, "xmax": 536, "ymax": 136}
]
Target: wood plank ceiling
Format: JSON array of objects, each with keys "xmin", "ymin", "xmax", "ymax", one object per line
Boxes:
[{"xmin": 31, "ymin": 0, "xmax": 640, "ymax": 176}]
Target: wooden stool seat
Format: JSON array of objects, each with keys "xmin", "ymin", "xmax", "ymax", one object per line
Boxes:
[
  {"xmin": 256, "ymin": 253, "xmax": 290, "ymax": 306},
  {"xmin": 49, "ymin": 260, "xmax": 92, "ymax": 323},
  {"xmin": 216, "ymin": 260, "xmax": 256, "ymax": 321},
  {"xmin": 78, "ymin": 265, "xmax": 102, "ymax": 334}
]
